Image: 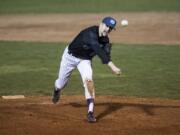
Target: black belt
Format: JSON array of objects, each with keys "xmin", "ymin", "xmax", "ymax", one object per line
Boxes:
[
  {"xmin": 68, "ymin": 50, "xmax": 86, "ymax": 60},
  {"xmin": 68, "ymin": 50, "xmax": 79, "ymax": 58}
]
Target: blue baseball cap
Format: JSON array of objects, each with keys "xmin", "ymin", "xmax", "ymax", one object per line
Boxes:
[{"xmin": 102, "ymin": 17, "xmax": 117, "ymax": 29}]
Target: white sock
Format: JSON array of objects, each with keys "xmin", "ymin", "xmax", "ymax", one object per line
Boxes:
[
  {"xmin": 87, "ymin": 98, "xmax": 94, "ymax": 113},
  {"xmin": 88, "ymin": 102, "xmax": 94, "ymax": 113}
]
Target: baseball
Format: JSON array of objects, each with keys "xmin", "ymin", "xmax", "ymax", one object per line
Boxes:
[{"xmin": 121, "ymin": 19, "xmax": 128, "ymax": 27}]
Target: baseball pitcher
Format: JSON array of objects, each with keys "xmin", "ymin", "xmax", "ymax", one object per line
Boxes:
[{"xmin": 52, "ymin": 16, "xmax": 121, "ymax": 123}]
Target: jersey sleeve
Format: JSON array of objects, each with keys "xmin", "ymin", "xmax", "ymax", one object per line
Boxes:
[
  {"xmin": 89, "ymin": 32, "xmax": 111, "ymax": 64},
  {"xmin": 102, "ymin": 43, "xmax": 112, "ymax": 61}
]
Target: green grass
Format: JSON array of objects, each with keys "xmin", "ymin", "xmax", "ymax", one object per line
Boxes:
[
  {"xmin": 0, "ymin": 0, "xmax": 180, "ymax": 14},
  {"xmin": 0, "ymin": 41, "xmax": 180, "ymax": 99}
]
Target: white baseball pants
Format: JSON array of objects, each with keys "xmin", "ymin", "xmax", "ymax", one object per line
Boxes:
[{"xmin": 55, "ymin": 47, "xmax": 95, "ymax": 99}]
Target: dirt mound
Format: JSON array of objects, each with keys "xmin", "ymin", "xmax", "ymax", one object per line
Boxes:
[
  {"xmin": 0, "ymin": 96, "xmax": 180, "ymax": 135},
  {"xmin": 0, "ymin": 12, "xmax": 180, "ymax": 45}
]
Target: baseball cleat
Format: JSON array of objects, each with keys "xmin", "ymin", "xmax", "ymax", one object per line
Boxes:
[
  {"xmin": 52, "ymin": 87, "xmax": 61, "ymax": 104},
  {"xmin": 87, "ymin": 111, "xmax": 96, "ymax": 123}
]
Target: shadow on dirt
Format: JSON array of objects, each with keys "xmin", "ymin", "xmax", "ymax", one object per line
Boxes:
[{"xmin": 69, "ymin": 102, "xmax": 180, "ymax": 121}]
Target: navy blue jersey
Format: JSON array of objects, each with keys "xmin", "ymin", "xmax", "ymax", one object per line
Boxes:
[{"xmin": 68, "ymin": 26, "xmax": 111, "ymax": 64}]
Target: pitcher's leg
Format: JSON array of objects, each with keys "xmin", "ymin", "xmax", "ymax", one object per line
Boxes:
[
  {"xmin": 53, "ymin": 63, "xmax": 75, "ymax": 104},
  {"xmin": 53, "ymin": 47, "xmax": 76, "ymax": 104},
  {"xmin": 77, "ymin": 60, "xmax": 95, "ymax": 99},
  {"xmin": 55, "ymin": 63, "xmax": 74, "ymax": 90},
  {"xmin": 55, "ymin": 47, "xmax": 73, "ymax": 90},
  {"xmin": 77, "ymin": 60, "xmax": 96, "ymax": 122}
]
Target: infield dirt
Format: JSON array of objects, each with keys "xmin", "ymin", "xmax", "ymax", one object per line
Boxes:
[{"xmin": 0, "ymin": 96, "xmax": 180, "ymax": 135}]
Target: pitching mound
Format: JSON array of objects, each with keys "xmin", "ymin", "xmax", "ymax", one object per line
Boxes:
[{"xmin": 0, "ymin": 96, "xmax": 180, "ymax": 135}]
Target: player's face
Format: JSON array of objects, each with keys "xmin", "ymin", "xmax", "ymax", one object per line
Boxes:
[
  {"xmin": 99, "ymin": 23, "xmax": 112, "ymax": 37},
  {"xmin": 107, "ymin": 26, "xmax": 113, "ymax": 33}
]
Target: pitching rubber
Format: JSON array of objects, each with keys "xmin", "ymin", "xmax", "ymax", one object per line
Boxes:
[{"xmin": 2, "ymin": 95, "xmax": 25, "ymax": 99}]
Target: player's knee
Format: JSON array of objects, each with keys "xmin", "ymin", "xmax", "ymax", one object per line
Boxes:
[
  {"xmin": 84, "ymin": 79, "xmax": 95, "ymax": 98},
  {"xmin": 85, "ymin": 79, "xmax": 94, "ymax": 89},
  {"xmin": 85, "ymin": 79, "xmax": 93, "ymax": 83},
  {"xmin": 85, "ymin": 79, "xmax": 94, "ymax": 92}
]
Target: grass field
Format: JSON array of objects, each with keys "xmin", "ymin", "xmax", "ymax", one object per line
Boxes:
[
  {"xmin": 0, "ymin": 41, "xmax": 180, "ymax": 99},
  {"xmin": 0, "ymin": 0, "xmax": 180, "ymax": 14}
]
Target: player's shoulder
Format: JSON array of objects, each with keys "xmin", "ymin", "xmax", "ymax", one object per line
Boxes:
[
  {"xmin": 82, "ymin": 25, "xmax": 98, "ymax": 33},
  {"xmin": 80, "ymin": 25, "xmax": 98, "ymax": 39}
]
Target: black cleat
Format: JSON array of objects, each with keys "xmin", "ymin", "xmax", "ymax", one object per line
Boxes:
[
  {"xmin": 87, "ymin": 111, "xmax": 96, "ymax": 123},
  {"xmin": 52, "ymin": 88, "xmax": 61, "ymax": 104}
]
